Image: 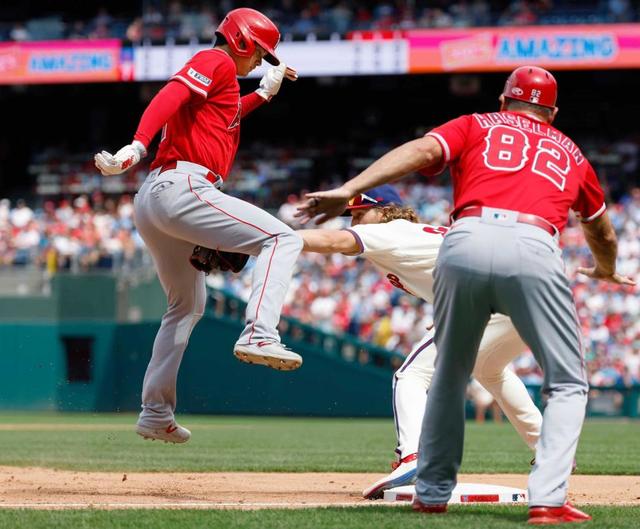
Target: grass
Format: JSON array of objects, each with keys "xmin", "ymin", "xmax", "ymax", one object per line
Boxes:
[
  {"xmin": 0, "ymin": 413, "xmax": 637, "ymax": 529},
  {"xmin": 0, "ymin": 506, "xmax": 639, "ymax": 529},
  {"xmin": 0, "ymin": 412, "xmax": 637, "ymax": 474}
]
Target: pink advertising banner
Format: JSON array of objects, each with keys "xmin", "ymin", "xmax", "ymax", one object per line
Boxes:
[
  {"xmin": 0, "ymin": 40, "xmax": 122, "ymax": 84},
  {"xmin": 406, "ymin": 24, "xmax": 640, "ymax": 73}
]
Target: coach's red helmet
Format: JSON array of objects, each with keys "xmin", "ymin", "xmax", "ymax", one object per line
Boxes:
[
  {"xmin": 216, "ymin": 8, "xmax": 281, "ymax": 66},
  {"xmin": 502, "ymin": 66, "xmax": 557, "ymax": 108}
]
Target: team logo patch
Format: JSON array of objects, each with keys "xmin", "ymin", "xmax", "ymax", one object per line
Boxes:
[
  {"xmin": 187, "ymin": 68, "xmax": 212, "ymax": 86},
  {"xmin": 228, "ymin": 101, "xmax": 241, "ymax": 130},
  {"xmin": 511, "ymin": 87, "xmax": 523, "ymax": 96}
]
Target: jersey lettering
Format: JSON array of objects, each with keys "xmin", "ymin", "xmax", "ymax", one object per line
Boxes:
[
  {"xmin": 482, "ymin": 126, "xmax": 530, "ymax": 171},
  {"xmin": 482, "ymin": 125, "xmax": 572, "ymax": 191},
  {"xmin": 531, "ymin": 138, "xmax": 571, "ymax": 191},
  {"xmin": 387, "ymin": 273, "xmax": 414, "ymax": 296},
  {"xmin": 228, "ymin": 101, "xmax": 241, "ymax": 130},
  {"xmin": 431, "ymin": 112, "xmax": 605, "ymax": 230},
  {"xmin": 423, "ymin": 226, "xmax": 449, "ymax": 237}
]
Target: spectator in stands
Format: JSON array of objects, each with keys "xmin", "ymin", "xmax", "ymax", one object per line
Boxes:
[
  {"xmin": 329, "ymin": 2, "xmax": 353, "ymax": 34},
  {"xmin": 468, "ymin": 378, "xmax": 504, "ymax": 423},
  {"xmin": 126, "ymin": 18, "xmax": 144, "ymax": 43},
  {"xmin": 9, "ymin": 23, "xmax": 30, "ymax": 41},
  {"xmin": 0, "ymin": 199, "xmax": 10, "ymax": 228},
  {"xmin": 10, "ymin": 199, "xmax": 34, "ymax": 229},
  {"xmin": 277, "ymin": 193, "xmax": 303, "ymax": 228},
  {"xmin": 67, "ymin": 21, "xmax": 87, "ymax": 40},
  {"xmin": 2, "ymin": 0, "xmax": 640, "ymax": 44},
  {"xmin": 609, "ymin": 0, "xmax": 634, "ymax": 22}
]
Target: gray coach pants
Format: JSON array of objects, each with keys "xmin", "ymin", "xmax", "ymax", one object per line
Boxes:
[
  {"xmin": 133, "ymin": 162, "xmax": 303, "ymax": 427},
  {"xmin": 415, "ymin": 209, "xmax": 588, "ymax": 508}
]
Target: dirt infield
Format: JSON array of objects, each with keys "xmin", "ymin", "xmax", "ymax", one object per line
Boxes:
[{"xmin": 0, "ymin": 466, "xmax": 638, "ymax": 509}]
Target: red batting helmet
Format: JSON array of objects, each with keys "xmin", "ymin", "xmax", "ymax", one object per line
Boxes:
[
  {"xmin": 216, "ymin": 8, "xmax": 281, "ymax": 66},
  {"xmin": 502, "ymin": 66, "xmax": 557, "ymax": 108}
]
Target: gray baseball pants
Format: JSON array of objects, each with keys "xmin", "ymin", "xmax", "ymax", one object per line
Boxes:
[
  {"xmin": 415, "ymin": 209, "xmax": 588, "ymax": 508},
  {"xmin": 133, "ymin": 161, "xmax": 302, "ymax": 427}
]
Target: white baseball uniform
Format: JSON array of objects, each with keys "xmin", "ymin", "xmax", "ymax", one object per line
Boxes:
[{"xmin": 346, "ymin": 219, "xmax": 542, "ymax": 458}]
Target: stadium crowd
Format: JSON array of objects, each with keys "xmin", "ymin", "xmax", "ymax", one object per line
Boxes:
[
  {"xmin": 1, "ymin": 133, "xmax": 639, "ymax": 389},
  {"xmin": 1, "ymin": 181, "xmax": 639, "ymax": 387},
  {"xmin": 3, "ymin": 0, "xmax": 638, "ymax": 42},
  {"xmin": 0, "ymin": 194, "xmax": 147, "ymax": 273},
  {"xmin": 214, "ymin": 181, "xmax": 640, "ymax": 389}
]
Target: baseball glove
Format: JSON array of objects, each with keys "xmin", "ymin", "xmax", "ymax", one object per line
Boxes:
[{"xmin": 189, "ymin": 246, "xmax": 250, "ymax": 274}]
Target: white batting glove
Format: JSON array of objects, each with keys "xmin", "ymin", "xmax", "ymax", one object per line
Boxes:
[
  {"xmin": 94, "ymin": 140, "xmax": 147, "ymax": 176},
  {"xmin": 255, "ymin": 63, "xmax": 287, "ymax": 101}
]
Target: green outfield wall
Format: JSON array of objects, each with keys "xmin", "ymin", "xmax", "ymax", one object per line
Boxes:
[
  {"xmin": 0, "ymin": 275, "xmax": 638, "ymax": 417},
  {"xmin": 0, "ymin": 315, "xmax": 395, "ymax": 416}
]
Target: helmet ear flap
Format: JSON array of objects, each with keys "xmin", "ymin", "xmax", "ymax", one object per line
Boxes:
[
  {"xmin": 236, "ymin": 33, "xmax": 247, "ymax": 51},
  {"xmin": 234, "ymin": 23, "xmax": 256, "ymax": 57}
]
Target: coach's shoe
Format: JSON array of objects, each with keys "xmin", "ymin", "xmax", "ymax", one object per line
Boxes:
[
  {"xmin": 363, "ymin": 453, "xmax": 418, "ymax": 500},
  {"xmin": 528, "ymin": 502, "xmax": 592, "ymax": 524},
  {"xmin": 234, "ymin": 341, "xmax": 302, "ymax": 371},
  {"xmin": 135, "ymin": 422, "xmax": 191, "ymax": 444},
  {"xmin": 412, "ymin": 498, "xmax": 448, "ymax": 514}
]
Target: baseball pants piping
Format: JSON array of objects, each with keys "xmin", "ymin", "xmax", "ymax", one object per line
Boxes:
[
  {"xmin": 133, "ymin": 168, "xmax": 302, "ymax": 427},
  {"xmin": 393, "ymin": 315, "xmax": 541, "ymax": 459}
]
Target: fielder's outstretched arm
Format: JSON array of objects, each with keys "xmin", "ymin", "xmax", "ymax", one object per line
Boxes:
[
  {"xmin": 299, "ymin": 229, "xmax": 360, "ymax": 255},
  {"xmin": 296, "ymin": 136, "xmax": 443, "ymax": 224}
]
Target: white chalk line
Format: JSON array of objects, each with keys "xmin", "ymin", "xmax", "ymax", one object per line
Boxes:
[
  {"xmin": 0, "ymin": 501, "xmax": 385, "ymax": 509},
  {"xmin": 0, "ymin": 501, "xmax": 634, "ymax": 510}
]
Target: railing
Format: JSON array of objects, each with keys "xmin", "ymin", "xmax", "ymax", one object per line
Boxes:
[
  {"xmin": 208, "ymin": 287, "xmax": 640, "ymax": 418},
  {"xmin": 524, "ymin": 384, "xmax": 639, "ymax": 419},
  {"xmin": 207, "ymin": 287, "xmax": 405, "ymax": 373},
  {"xmin": 0, "ymin": 251, "xmax": 155, "ymax": 290}
]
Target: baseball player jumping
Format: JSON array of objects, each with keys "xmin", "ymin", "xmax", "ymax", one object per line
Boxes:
[
  {"xmin": 94, "ymin": 8, "xmax": 303, "ymax": 444},
  {"xmin": 297, "ymin": 66, "xmax": 635, "ymax": 523},
  {"xmin": 299, "ymin": 184, "xmax": 542, "ymax": 500}
]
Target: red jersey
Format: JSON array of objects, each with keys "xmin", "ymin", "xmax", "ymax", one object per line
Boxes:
[
  {"xmin": 151, "ymin": 49, "xmax": 241, "ymax": 180},
  {"xmin": 424, "ymin": 111, "xmax": 606, "ymax": 231}
]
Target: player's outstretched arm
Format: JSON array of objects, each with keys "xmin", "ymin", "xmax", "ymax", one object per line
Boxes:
[
  {"xmin": 296, "ymin": 135, "xmax": 443, "ymax": 224},
  {"xmin": 94, "ymin": 141, "xmax": 147, "ymax": 176},
  {"xmin": 298, "ymin": 229, "xmax": 360, "ymax": 255},
  {"xmin": 577, "ymin": 212, "xmax": 636, "ymax": 285},
  {"xmin": 94, "ymin": 81, "xmax": 192, "ymax": 176}
]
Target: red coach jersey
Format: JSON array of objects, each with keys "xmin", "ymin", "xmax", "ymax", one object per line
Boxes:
[
  {"xmin": 424, "ymin": 111, "xmax": 606, "ymax": 231},
  {"xmin": 151, "ymin": 49, "xmax": 241, "ymax": 180}
]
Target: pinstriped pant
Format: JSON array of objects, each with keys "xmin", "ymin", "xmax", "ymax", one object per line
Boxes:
[
  {"xmin": 133, "ymin": 166, "xmax": 302, "ymax": 427},
  {"xmin": 415, "ymin": 213, "xmax": 588, "ymax": 508},
  {"xmin": 393, "ymin": 314, "xmax": 541, "ymax": 460}
]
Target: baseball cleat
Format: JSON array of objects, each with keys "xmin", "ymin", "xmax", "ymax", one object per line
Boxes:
[
  {"xmin": 412, "ymin": 498, "xmax": 448, "ymax": 514},
  {"xmin": 528, "ymin": 502, "xmax": 592, "ymax": 524},
  {"xmin": 362, "ymin": 453, "xmax": 418, "ymax": 500},
  {"xmin": 135, "ymin": 422, "xmax": 191, "ymax": 444},
  {"xmin": 234, "ymin": 341, "xmax": 302, "ymax": 371}
]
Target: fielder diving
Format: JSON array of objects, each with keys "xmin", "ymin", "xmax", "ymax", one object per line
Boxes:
[
  {"xmin": 299, "ymin": 184, "xmax": 543, "ymax": 499},
  {"xmin": 296, "ymin": 65, "xmax": 635, "ymax": 524}
]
